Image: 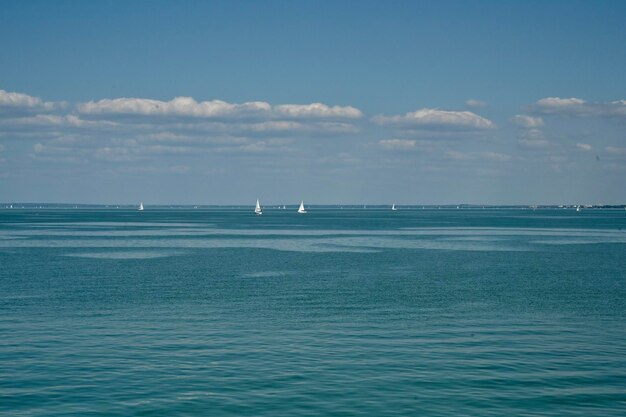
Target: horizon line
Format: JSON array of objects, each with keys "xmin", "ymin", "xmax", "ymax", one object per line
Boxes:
[{"xmin": 2, "ymin": 203, "xmax": 625, "ymax": 208}]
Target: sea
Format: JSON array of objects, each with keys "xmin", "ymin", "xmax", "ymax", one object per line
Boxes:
[{"xmin": 1, "ymin": 207, "xmax": 625, "ymax": 416}]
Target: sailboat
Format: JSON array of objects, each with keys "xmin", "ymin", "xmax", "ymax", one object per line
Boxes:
[
  {"xmin": 392, "ymin": 204, "xmax": 397, "ymax": 211},
  {"xmin": 138, "ymin": 202, "xmax": 144, "ymax": 211},
  {"xmin": 576, "ymin": 205, "xmax": 581, "ymax": 212},
  {"xmin": 298, "ymin": 201, "xmax": 307, "ymax": 214},
  {"xmin": 255, "ymin": 199, "xmax": 262, "ymax": 215}
]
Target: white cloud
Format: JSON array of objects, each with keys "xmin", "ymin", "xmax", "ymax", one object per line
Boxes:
[
  {"xmin": 78, "ymin": 96, "xmax": 272, "ymax": 118},
  {"xmin": 611, "ymin": 100, "xmax": 626, "ymax": 116},
  {"xmin": 519, "ymin": 128, "xmax": 544, "ymax": 140},
  {"xmin": 241, "ymin": 120, "xmax": 358, "ymax": 134},
  {"xmin": 536, "ymin": 97, "xmax": 586, "ymax": 108},
  {"xmin": 316, "ymin": 122, "xmax": 360, "ymax": 134},
  {"xmin": 576, "ymin": 143, "xmax": 592, "ymax": 151},
  {"xmin": 378, "ymin": 139, "xmax": 417, "ymax": 150},
  {"xmin": 77, "ymin": 96, "xmax": 362, "ymax": 120},
  {"xmin": 0, "ymin": 89, "xmax": 64, "ymax": 113},
  {"xmin": 532, "ymin": 97, "xmax": 590, "ymax": 116},
  {"xmin": 316, "ymin": 152, "xmax": 360, "ymax": 166},
  {"xmin": 465, "ymin": 99, "xmax": 487, "ymax": 108},
  {"xmin": 532, "ymin": 97, "xmax": 626, "ymax": 117},
  {"xmin": 110, "ymin": 165, "xmax": 192, "ymax": 175},
  {"xmin": 0, "ymin": 90, "xmax": 44, "ymax": 108},
  {"xmin": 172, "ymin": 119, "xmax": 360, "ymax": 137},
  {"xmin": 139, "ymin": 132, "xmax": 250, "ymax": 146},
  {"xmin": 29, "ymin": 154, "xmax": 85, "ymax": 164},
  {"xmin": 141, "ymin": 145, "xmax": 197, "ymax": 155},
  {"xmin": 511, "ymin": 114, "xmax": 544, "ymax": 128},
  {"xmin": 30, "ymin": 142, "xmax": 88, "ymax": 164},
  {"xmin": 482, "ymin": 152, "xmax": 511, "ymax": 162},
  {"xmin": 606, "ymin": 146, "xmax": 626, "ymax": 155},
  {"xmin": 33, "ymin": 134, "xmax": 273, "ymax": 164},
  {"xmin": 446, "ymin": 151, "xmax": 510, "ymax": 161},
  {"xmin": 373, "ymin": 108, "xmax": 494, "ymax": 130},
  {"xmin": 244, "ymin": 121, "xmax": 305, "ymax": 132},
  {"xmin": 533, "ymin": 97, "xmax": 590, "ymax": 116},
  {"xmin": 67, "ymin": 95, "xmax": 364, "ymax": 141},
  {"xmin": 1, "ymin": 114, "xmax": 117, "ymax": 128},
  {"xmin": 516, "ymin": 128, "xmax": 549, "ymax": 150},
  {"xmin": 274, "ymin": 103, "xmax": 362, "ymax": 118},
  {"xmin": 0, "ymin": 91, "xmax": 362, "ymax": 147},
  {"xmin": 518, "ymin": 138, "xmax": 550, "ymax": 149},
  {"xmin": 93, "ymin": 146, "xmax": 144, "ymax": 162},
  {"xmin": 215, "ymin": 138, "xmax": 293, "ymax": 154},
  {"xmin": 446, "ymin": 150, "xmax": 472, "ymax": 160},
  {"xmin": 233, "ymin": 142, "xmax": 270, "ymax": 153}
]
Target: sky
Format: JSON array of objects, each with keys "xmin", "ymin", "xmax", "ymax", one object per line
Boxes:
[{"xmin": 1, "ymin": 0, "xmax": 625, "ymax": 205}]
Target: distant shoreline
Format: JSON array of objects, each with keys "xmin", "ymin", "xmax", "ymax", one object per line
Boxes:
[{"xmin": 2, "ymin": 204, "xmax": 626, "ymax": 210}]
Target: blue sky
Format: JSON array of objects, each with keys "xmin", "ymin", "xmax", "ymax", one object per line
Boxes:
[{"xmin": 1, "ymin": 0, "xmax": 625, "ymax": 204}]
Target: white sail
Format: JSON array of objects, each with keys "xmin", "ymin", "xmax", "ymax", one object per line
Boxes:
[
  {"xmin": 392, "ymin": 204, "xmax": 397, "ymax": 211},
  {"xmin": 138, "ymin": 202, "xmax": 144, "ymax": 211},
  {"xmin": 298, "ymin": 201, "xmax": 307, "ymax": 214},
  {"xmin": 255, "ymin": 198, "xmax": 262, "ymax": 215}
]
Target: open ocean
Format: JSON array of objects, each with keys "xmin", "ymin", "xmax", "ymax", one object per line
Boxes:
[{"xmin": 1, "ymin": 207, "xmax": 625, "ymax": 416}]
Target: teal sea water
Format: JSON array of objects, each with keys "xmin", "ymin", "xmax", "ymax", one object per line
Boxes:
[{"xmin": 1, "ymin": 208, "xmax": 625, "ymax": 416}]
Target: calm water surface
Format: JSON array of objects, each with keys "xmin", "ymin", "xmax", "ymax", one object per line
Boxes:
[{"xmin": 1, "ymin": 208, "xmax": 625, "ymax": 416}]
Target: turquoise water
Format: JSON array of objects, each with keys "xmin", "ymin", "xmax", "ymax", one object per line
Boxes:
[{"xmin": 1, "ymin": 208, "xmax": 625, "ymax": 416}]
